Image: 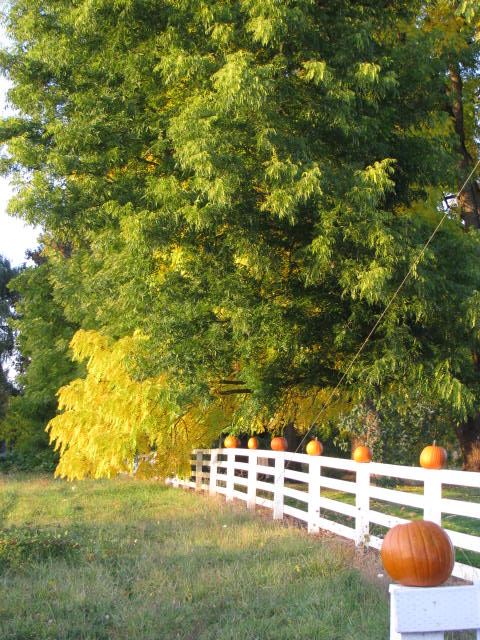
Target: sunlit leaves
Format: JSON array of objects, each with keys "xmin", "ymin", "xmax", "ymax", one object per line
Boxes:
[{"xmin": 47, "ymin": 329, "xmax": 233, "ymax": 480}]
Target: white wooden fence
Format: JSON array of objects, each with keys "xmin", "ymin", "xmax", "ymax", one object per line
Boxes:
[{"xmin": 170, "ymin": 448, "xmax": 480, "ymax": 583}]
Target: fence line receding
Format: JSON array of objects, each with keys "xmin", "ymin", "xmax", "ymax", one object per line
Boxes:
[{"xmin": 168, "ymin": 448, "xmax": 480, "ymax": 583}]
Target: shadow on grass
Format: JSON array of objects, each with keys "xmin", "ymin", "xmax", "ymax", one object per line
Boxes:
[{"xmin": 0, "ymin": 481, "xmax": 389, "ymax": 640}]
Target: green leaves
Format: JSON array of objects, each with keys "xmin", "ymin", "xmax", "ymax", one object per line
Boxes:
[{"xmin": 2, "ymin": 0, "xmax": 480, "ymax": 474}]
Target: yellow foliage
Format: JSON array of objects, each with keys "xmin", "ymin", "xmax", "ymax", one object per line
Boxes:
[
  {"xmin": 266, "ymin": 386, "xmax": 351, "ymax": 435},
  {"xmin": 47, "ymin": 329, "xmax": 230, "ymax": 480}
]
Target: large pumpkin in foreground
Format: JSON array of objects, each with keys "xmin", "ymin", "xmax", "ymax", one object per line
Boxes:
[
  {"xmin": 419, "ymin": 441, "xmax": 447, "ymax": 469},
  {"xmin": 271, "ymin": 436, "xmax": 288, "ymax": 451},
  {"xmin": 381, "ymin": 520, "xmax": 454, "ymax": 587}
]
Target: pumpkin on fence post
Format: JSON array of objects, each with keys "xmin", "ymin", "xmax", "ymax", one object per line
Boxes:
[
  {"xmin": 270, "ymin": 436, "xmax": 288, "ymax": 451},
  {"xmin": 381, "ymin": 520, "xmax": 454, "ymax": 587},
  {"xmin": 306, "ymin": 438, "xmax": 323, "ymax": 456},
  {"xmin": 352, "ymin": 445, "xmax": 373, "ymax": 463},
  {"xmin": 247, "ymin": 436, "xmax": 259, "ymax": 450},
  {"xmin": 224, "ymin": 435, "xmax": 241, "ymax": 449},
  {"xmin": 419, "ymin": 440, "xmax": 447, "ymax": 469}
]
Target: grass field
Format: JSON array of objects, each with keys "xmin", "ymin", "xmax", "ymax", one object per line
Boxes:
[{"xmin": 0, "ymin": 474, "xmax": 393, "ymax": 639}]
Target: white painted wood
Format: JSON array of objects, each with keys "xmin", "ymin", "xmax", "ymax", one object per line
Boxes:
[
  {"xmin": 423, "ymin": 470, "xmax": 442, "ymax": 525},
  {"xmin": 247, "ymin": 450, "xmax": 257, "ymax": 510},
  {"xmin": 284, "ymin": 504, "xmax": 309, "ymax": 523},
  {"xmin": 255, "ymin": 496, "xmax": 274, "ymax": 509},
  {"xmin": 440, "ymin": 468, "xmax": 480, "ymax": 488},
  {"xmin": 309, "ymin": 455, "xmax": 357, "ymax": 472},
  {"xmin": 390, "ymin": 583, "xmax": 480, "ymax": 638},
  {"xmin": 225, "ymin": 450, "xmax": 235, "ymax": 502},
  {"xmin": 232, "ymin": 475, "xmax": 249, "ymax": 488},
  {"xmin": 209, "ymin": 449, "xmax": 218, "ymax": 496},
  {"xmin": 283, "ymin": 485, "xmax": 309, "ymax": 502},
  {"xmin": 273, "ymin": 455, "xmax": 285, "ymax": 520},
  {"xmin": 232, "ymin": 489, "xmax": 248, "ymax": 502},
  {"xmin": 369, "ymin": 461, "xmax": 428, "ymax": 482},
  {"xmin": 283, "ymin": 468, "xmax": 309, "ymax": 483},
  {"xmin": 231, "ymin": 461, "xmax": 250, "ymax": 472},
  {"xmin": 316, "ymin": 517, "xmax": 355, "ymax": 540},
  {"xmin": 452, "ymin": 561, "xmax": 480, "ymax": 583},
  {"xmin": 255, "ymin": 479, "xmax": 275, "ymax": 493},
  {"xmin": 389, "ymin": 585, "xmax": 402, "ymax": 640},
  {"xmin": 195, "ymin": 451, "xmax": 203, "ymax": 490},
  {"xmin": 446, "ymin": 528, "xmax": 480, "ymax": 553},
  {"xmin": 367, "ymin": 534, "xmax": 383, "ymax": 550},
  {"xmin": 368, "ymin": 510, "xmax": 410, "ymax": 529},
  {"xmin": 318, "ymin": 496, "xmax": 356, "ymax": 518},
  {"xmin": 355, "ymin": 464, "xmax": 370, "ymax": 545},
  {"xmin": 308, "ymin": 456, "xmax": 321, "ymax": 533},
  {"xmin": 441, "ymin": 497, "xmax": 480, "ymax": 519},
  {"xmin": 255, "ymin": 463, "xmax": 274, "ymax": 476},
  {"xmin": 318, "ymin": 475, "xmax": 356, "ymax": 493},
  {"xmin": 369, "ymin": 485, "xmax": 425, "ymax": 509}
]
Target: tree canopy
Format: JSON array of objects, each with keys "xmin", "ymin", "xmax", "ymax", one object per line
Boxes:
[{"xmin": 1, "ymin": 0, "xmax": 480, "ymax": 476}]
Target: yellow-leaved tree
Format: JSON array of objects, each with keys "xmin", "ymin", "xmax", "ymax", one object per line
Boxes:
[{"xmin": 47, "ymin": 329, "xmax": 233, "ymax": 480}]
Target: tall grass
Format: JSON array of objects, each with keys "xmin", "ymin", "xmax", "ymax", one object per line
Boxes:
[{"xmin": 1, "ymin": 474, "xmax": 390, "ymax": 639}]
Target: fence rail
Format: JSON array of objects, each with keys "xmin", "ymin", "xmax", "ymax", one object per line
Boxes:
[{"xmin": 169, "ymin": 448, "xmax": 480, "ymax": 582}]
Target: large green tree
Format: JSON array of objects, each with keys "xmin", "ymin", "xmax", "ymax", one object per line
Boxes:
[
  {"xmin": 1, "ymin": 0, "xmax": 480, "ymax": 476},
  {"xmin": 0, "ymin": 248, "xmax": 81, "ymax": 464},
  {"xmin": 0, "ymin": 255, "xmax": 18, "ymax": 431}
]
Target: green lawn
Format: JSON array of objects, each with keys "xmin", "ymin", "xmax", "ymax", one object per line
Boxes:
[{"xmin": 0, "ymin": 474, "xmax": 391, "ymax": 640}]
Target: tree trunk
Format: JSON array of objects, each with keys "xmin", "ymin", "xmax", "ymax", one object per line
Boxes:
[
  {"xmin": 449, "ymin": 64, "xmax": 480, "ymax": 230},
  {"xmin": 448, "ymin": 63, "xmax": 480, "ymax": 469},
  {"xmin": 456, "ymin": 416, "xmax": 480, "ymax": 471}
]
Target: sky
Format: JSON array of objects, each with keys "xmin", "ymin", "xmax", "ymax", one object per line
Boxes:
[{"xmin": 0, "ymin": 26, "xmax": 41, "ymax": 268}]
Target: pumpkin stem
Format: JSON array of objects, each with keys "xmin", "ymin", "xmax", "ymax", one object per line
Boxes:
[{"xmin": 433, "ymin": 439, "xmax": 436, "ymax": 446}]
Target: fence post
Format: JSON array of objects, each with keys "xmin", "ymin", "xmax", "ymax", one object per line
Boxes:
[
  {"xmin": 209, "ymin": 449, "xmax": 218, "ymax": 496},
  {"xmin": 389, "ymin": 585, "xmax": 402, "ymax": 640},
  {"xmin": 226, "ymin": 449, "xmax": 235, "ymax": 502},
  {"xmin": 355, "ymin": 463, "xmax": 370, "ymax": 546},
  {"xmin": 308, "ymin": 456, "xmax": 321, "ymax": 533},
  {"xmin": 247, "ymin": 450, "xmax": 257, "ymax": 510},
  {"xmin": 195, "ymin": 451, "xmax": 203, "ymax": 490},
  {"xmin": 423, "ymin": 469, "xmax": 442, "ymax": 525},
  {"xmin": 273, "ymin": 454, "xmax": 284, "ymax": 520}
]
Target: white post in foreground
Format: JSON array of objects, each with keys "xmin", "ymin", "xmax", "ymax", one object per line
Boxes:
[
  {"xmin": 247, "ymin": 450, "xmax": 257, "ymax": 510},
  {"xmin": 423, "ymin": 469, "xmax": 442, "ymax": 525},
  {"xmin": 209, "ymin": 449, "xmax": 218, "ymax": 496},
  {"xmin": 389, "ymin": 583, "xmax": 480, "ymax": 640},
  {"xmin": 226, "ymin": 449, "xmax": 235, "ymax": 501},
  {"xmin": 355, "ymin": 463, "xmax": 370, "ymax": 546},
  {"xmin": 273, "ymin": 454, "xmax": 284, "ymax": 520},
  {"xmin": 308, "ymin": 456, "xmax": 321, "ymax": 533}
]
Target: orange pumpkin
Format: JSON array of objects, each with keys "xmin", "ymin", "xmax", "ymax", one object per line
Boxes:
[
  {"xmin": 381, "ymin": 520, "xmax": 454, "ymax": 587},
  {"xmin": 247, "ymin": 437, "xmax": 259, "ymax": 450},
  {"xmin": 270, "ymin": 436, "xmax": 288, "ymax": 451},
  {"xmin": 224, "ymin": 436, "xmax": 241, "ymax": 449},
  {"xmin": 353, "ymin": 445, "xmax": 373, "ymax": 463},
  {"xmin": 419, "ymin": 440, "xmax": 447, "ymax": 469},
  {"xmin": 306, "ymin": 438, "xmax": 323, "ymax": 456}
]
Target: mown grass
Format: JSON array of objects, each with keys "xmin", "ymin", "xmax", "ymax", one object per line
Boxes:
[{"xmin": 0, "ymin": 473, "xmax": 392, "ymax": 640}]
